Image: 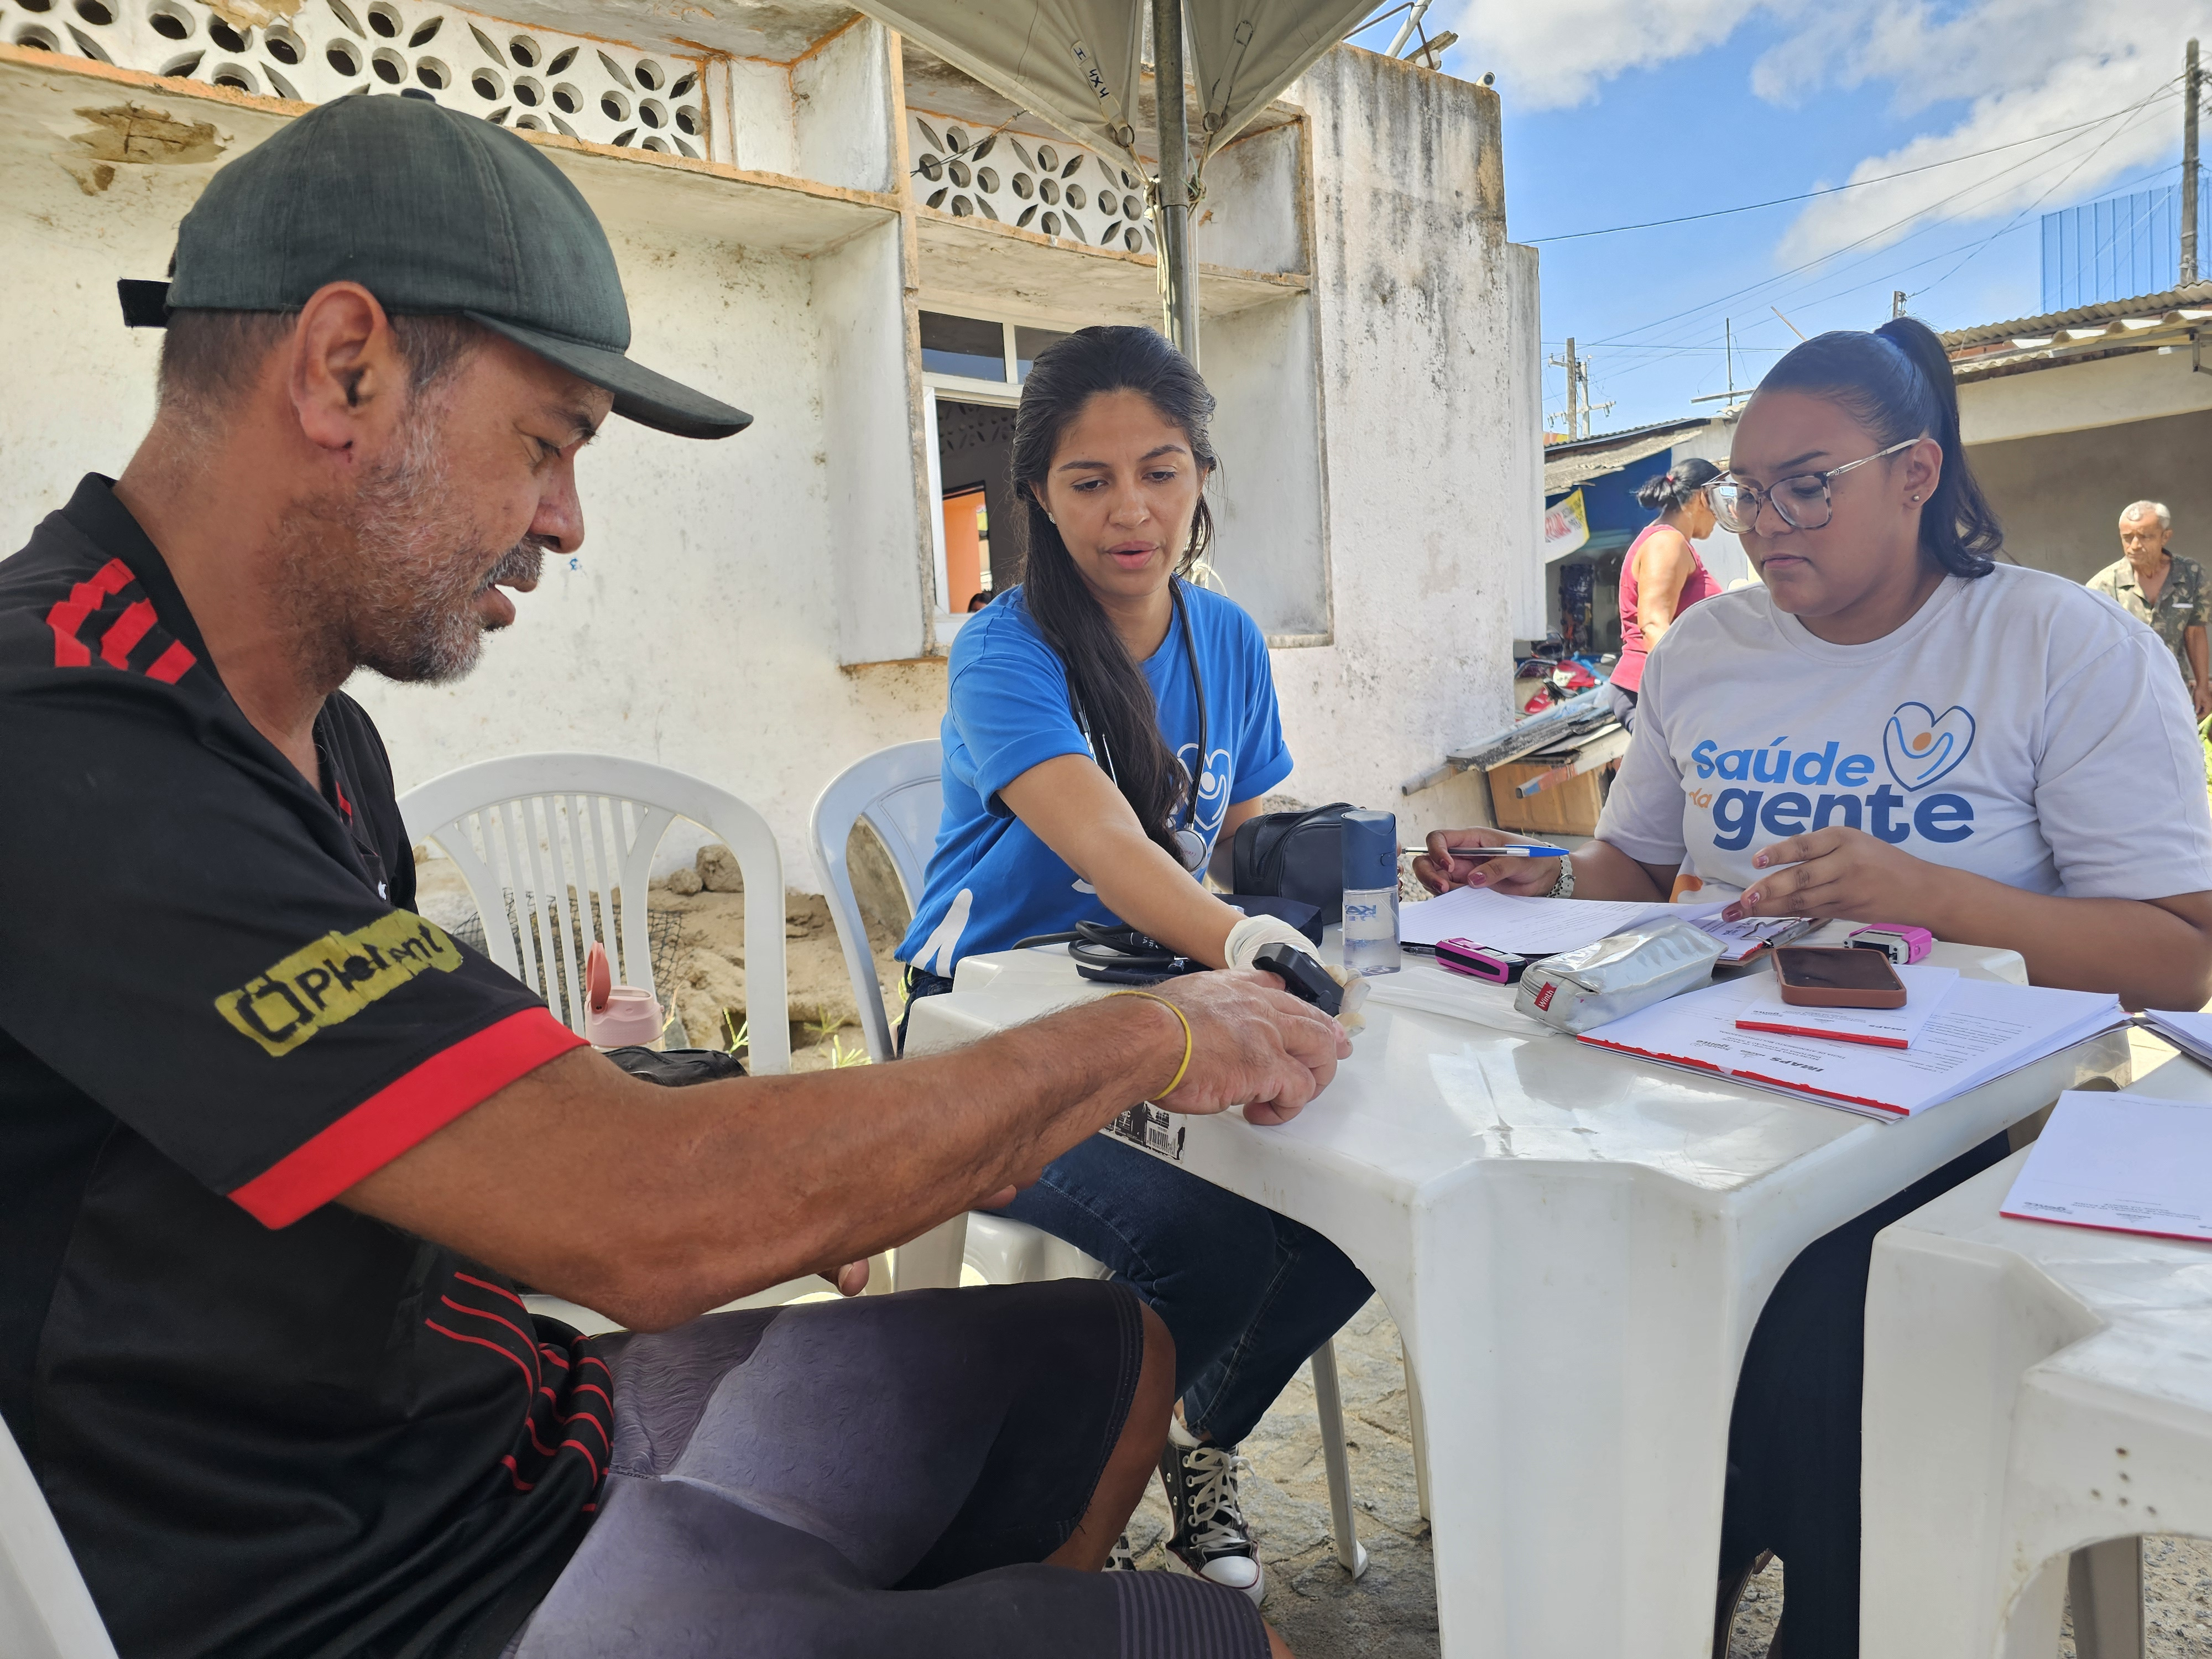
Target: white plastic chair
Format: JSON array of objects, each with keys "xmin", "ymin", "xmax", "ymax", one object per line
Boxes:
[
  {"xmin": 808, "ymin": 739, "xmax": 943, "ymax": 1064},
  {"xmin": 809, "ymin": 742, "xmax": 1378, "ymax": 1576},
  {"xmin": 399, "ymin": 751, "xmax": 790, "ymax": 1074},
  {"xmin": 401, "ymin": 752, "xmax": 864, "ymax": 1324},
  {"xmin": 1, "ymin": 1417, "xmax": 119, "ymax": 1659}
]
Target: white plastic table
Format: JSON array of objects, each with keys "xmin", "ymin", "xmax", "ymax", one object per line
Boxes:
[
  {"xmin": 904, "ymin": 927, "xmax": 2131, "ymax": 1656},
  {"xmin": 1861, "ymin": 1050, "xmax": 2212, "ymax": 1659}
]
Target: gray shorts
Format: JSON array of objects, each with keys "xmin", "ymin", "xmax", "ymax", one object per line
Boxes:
[{"xmin": 511, "ymin": 1281, "xmax": 1267, "ymax": 1659}]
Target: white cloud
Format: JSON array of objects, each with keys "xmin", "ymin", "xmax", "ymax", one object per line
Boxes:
[
  {"xmin": 1449, "ymin": 0, "xmax": 1772, "ymax": 110},
  {"xmin": 1455, "ymin": 0, "xmax": 2211, "ymax": 263},
  {"xmin": 1771, "ymin": 2, "xmax": 2206, "ymax": 263}
]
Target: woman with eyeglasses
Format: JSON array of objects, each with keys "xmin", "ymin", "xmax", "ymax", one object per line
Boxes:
[
  {"xmin": 1417, "ymin": 316, "xmax": 2212, "ymax": 1655},
  {"xmin": 1606, "ymin": 457, "xmax": 1723, "ymax": 731},
  {"xmin": 893, "ymin": 327, "xmax": 1370, "ymax": 1609}
]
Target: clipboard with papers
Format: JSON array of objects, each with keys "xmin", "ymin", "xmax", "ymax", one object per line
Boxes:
[{"xmin": 1577, "ymin": 972, "xmax": 2127, "ymax": 1119}]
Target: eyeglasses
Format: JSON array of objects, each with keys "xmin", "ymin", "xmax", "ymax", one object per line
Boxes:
[{"xmin": 1704, "ymin": 439, "xmax": 1918, "ymax": 535}]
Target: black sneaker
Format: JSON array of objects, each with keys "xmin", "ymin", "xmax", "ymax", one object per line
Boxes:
[{"xmin": 1159, "ymin": 1436, "xmax": 1265, "ymax": 1604}]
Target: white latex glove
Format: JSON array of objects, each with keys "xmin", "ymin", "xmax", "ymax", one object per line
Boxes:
[{"xmin": 1223, "ymin": 915, "xmax": 1370, "ymax": 1034}]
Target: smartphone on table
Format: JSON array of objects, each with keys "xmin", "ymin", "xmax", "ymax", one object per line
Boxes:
[{"xmin": 1772, "ymin": 945, "xmax": 1907, "ymax": 1009}]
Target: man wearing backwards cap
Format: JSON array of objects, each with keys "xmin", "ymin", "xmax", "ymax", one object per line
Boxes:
[{"xmin": 0, "ymin": 97, "xmax": 1341, "ymax": 1659}]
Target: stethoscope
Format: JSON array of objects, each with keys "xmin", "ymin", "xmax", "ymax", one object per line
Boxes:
[{"xmin": 1070, "ymin": 578, "xmax": 1211, "ymax": 873}]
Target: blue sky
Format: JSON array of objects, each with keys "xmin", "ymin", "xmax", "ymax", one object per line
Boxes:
[{"xmin": 1335, "ymin": 0, "xmax": 2209, "ymax": 434}]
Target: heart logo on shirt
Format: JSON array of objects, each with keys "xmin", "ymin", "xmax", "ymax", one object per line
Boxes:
[{"xmin": 1883, "ymin": 701, "xmax": 1975, "ymax": 792}]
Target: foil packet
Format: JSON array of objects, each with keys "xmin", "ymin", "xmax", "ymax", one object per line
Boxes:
[{"xmin": 1514, "ymin": 921, "xmax": 1725, "ymax": 1035}]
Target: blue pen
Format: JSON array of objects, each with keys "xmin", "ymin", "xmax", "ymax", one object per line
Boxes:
[{"xmin": 1402, "ymin": 844, "xmax": 1572, "ymax": 860}]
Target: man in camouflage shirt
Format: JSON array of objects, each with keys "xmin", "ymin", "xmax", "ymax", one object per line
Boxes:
[{"xmin": 2089, "ymin": 500, "xmax": 2209, "ymax": 719}]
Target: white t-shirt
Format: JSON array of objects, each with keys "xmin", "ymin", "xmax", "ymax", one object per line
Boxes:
[{"xmin": 1597, "ymin": 564, "xmax": 2212, "ymax": 904}]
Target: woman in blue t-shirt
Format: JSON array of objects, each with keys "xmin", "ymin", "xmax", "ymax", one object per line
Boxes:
[{"xmin": 895, "ymin": 326, "xmax": 1370, "ymax": 1602}]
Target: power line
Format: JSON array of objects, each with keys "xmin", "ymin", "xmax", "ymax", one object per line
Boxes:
[
  {"xmin": 1518, "ymin": 108, "xmax": 2156, "ymax": 244},
  {"xmin": 1581, "ymin": 117, "xmax": 2187, "ymax": 395},
  {"xmin": 1581, "ymin": 81, "xmax": 2183, "ymax": 355},
  {"xmin": 1911, "ymin": 86, "xmax": 2187, "ymax": 301}
]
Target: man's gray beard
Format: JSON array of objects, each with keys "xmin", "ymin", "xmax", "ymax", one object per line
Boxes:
[{"xmin": 337, "ymin": 409, "xmax": 544, "ymax": 686}]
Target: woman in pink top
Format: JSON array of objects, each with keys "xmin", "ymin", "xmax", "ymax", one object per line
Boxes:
[{"xmin": 1608, "ymin": 458, "xmax": 1723, "ymax": 728}]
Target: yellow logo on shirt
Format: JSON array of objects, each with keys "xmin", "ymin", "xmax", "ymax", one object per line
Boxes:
[{"xmin": 217, "ymin": 912, "xmax": 463, "ymax": 1057}]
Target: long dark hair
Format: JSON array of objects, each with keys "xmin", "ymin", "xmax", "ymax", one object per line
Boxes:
[
  {"xmin": 1756, "ymin": 315, "xmax": 2001, "ymax": 577},
  {"xmin": 1010, "ymin": 326, "xmax": 1219, "ymax": 859},
  {"xmin": 1634, "ymin": 456, "xmax": 1720, "ymax": 514}
]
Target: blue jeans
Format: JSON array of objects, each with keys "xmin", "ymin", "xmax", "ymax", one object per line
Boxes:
[{"xmin": 988, "ymin": 1134, "xmax": 1373, "ymax": 1449}]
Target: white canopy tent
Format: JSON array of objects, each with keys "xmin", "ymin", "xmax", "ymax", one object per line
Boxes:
[{"xmin": 853, "ymin": 0, "xmax": 1382, "ymax": 362}]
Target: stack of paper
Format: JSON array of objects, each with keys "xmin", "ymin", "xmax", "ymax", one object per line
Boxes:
[
  {"xmin": 2002, "ymin": 1090, "xmax": 2212, "ymax": 1242},
  {"xmin": 2140, "ymin": 1009, "xmax": 2212, "ymax": 1069},
  {"xmin": 1733, "ymin": 964, "xmax": 1959, "ymax": 1049},
  {"xmin": 1578, "ymin": 974, "xmax": 2126, "ymax": 1119},
  {"xmin": 1398, "ymin": 886, "xmax": 1723, "ymax": 953}
]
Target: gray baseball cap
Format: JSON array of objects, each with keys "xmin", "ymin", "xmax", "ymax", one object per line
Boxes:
[{"xmin": 119, "ymin": 93, "xmax": 750, "ymax": 440}]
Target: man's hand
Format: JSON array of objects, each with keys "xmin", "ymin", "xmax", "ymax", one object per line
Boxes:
[
  {"xmin": 1414, "ymin": 828, "xmax": 1561, "ymax": 898},
  {"xmin": 1723, "ymin": 827, "xmax": 1935, "ymax": 923},
  {"xmin": 1149, "ymin": 970, "xmax": 1350, "ymax": 1128},
  {"xmin": 2193, "ymin": 677, "xmax": 2210, "ymax": 720}
]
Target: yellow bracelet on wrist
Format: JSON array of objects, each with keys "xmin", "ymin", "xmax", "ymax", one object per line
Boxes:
[{"xmin": 1106, "ymin": 988, "xmax": 1193, "ymax": 1101}]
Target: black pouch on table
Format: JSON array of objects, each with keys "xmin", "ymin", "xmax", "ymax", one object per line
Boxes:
[{"xmin": 1229, "ymin": 802, "xmax": 1359, "ymax": 924}]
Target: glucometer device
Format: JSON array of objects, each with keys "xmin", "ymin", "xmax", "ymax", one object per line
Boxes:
[
  {"xmin": 1252, "ymin": 942, "xmax": 1345, "ymax": 1016},
  {"xmin": 1433, "ymin": 937, "xmax": 1531, "ymax": 985},
  {"xmin": 1846, "ymin": 924, "xmax": 1933, "ymax": 966}
]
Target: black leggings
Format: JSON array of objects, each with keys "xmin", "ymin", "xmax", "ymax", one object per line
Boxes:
[{"xmin": 1719, "ymin": 1129, "xmax": 2012, "ymax": 1656}]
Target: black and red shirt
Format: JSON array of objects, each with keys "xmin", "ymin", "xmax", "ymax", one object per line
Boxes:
[{"xmin": 0, "ymin": 478, "xmax": 604, "ymax": 1658}]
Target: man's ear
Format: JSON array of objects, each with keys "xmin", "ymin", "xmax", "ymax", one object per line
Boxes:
[{"xmin": 290, "ymin": 282, "xmax": 407, "ymax": 462}]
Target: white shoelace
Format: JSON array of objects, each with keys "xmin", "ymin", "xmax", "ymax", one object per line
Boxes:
[{"xmin": 1176, "ymin": 1443, "xmax": 1253, "ymax": 1557}]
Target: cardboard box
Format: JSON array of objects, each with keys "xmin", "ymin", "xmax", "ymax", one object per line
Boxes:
[{"xmin": 1486, "ymin": 758, "xmax": 1615, "ymax": 838}]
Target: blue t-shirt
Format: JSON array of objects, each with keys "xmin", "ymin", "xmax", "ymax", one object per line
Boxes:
[{"xmin": 898, "ymin": 581, "xmax": 1293, "ymax": 974}]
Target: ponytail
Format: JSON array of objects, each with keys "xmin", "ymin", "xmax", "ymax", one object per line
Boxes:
[
  {"xmin": 1634, "ymin": 456, "xmax": 1720, "ymax": 513},
  {"xmin": 1757, "ymin": 315, "xmax": 2002, "ymax": 577}
]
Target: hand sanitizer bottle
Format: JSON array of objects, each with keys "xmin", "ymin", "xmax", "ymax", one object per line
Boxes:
[{"xmin": 1340, "ymin": 810, "xmax": 1401, "ymax": 976}]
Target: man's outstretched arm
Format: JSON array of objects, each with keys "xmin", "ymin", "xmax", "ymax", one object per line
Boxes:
[{"xmin": 343, "ymin": 973, "xmax": 1348, "ymax": 1331}]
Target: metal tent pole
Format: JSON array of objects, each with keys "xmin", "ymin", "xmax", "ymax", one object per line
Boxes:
[{"xmin": 1150, "ymin": 0, "xmax": 1201, "ymax": 365}]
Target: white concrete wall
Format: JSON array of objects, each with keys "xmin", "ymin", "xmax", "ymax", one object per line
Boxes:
[
  {"xmin": 1206, "ymin": 293, "xmax": 1332, "ymax": 641},
  {"xmin": 1958, "ymin": 347, "xmax": 2212, "ymax": 446},
  {"xmin": 1265, "ymin": 48, "xmax": 1535, "ymax": 835}
]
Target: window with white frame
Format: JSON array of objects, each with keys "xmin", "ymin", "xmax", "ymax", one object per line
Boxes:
[{"xmin": 919, "ymin": 308, "xmax": 1080, "ymax": 623}]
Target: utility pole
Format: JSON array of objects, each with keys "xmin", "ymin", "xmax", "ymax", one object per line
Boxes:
[
  {"xmin": 2185, "ymin": 38, "xmax": 2201, "ymax": 286},
  {"xmin": 1548, "ymin": 337, "xmax": 1579, "ymax": 439},
  {"xmin": 1892, "ymin": 289, "xmax": 1909, "ymax": 318},
  {"xmin": 1688, "ymin": 318, "xmax": 1745, "ymax": 410},
  {"xmin": 1546, "ymin": 338, "xmax": 1614, "ymax": 439}
]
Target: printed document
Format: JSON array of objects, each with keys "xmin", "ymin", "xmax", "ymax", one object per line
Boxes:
[
  {"xmin": 2002, "ymin": 1091, "xmax": 2212, "ymax": 1242},
  {"xmin": 1579, "ymin": 974, "xmax": 2124, "ymax": 1118},
  {"xmin": 1399, "ymin": 887, "xmax": 1723, "ymax": 953},
  {"xmin": 2140, "ymin": 1008, "xmax": 2212, "ymax": 1070},
  {"xmin": 1734, "ymin": 964, "xmax": 1959, "ymax": 1048}
]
